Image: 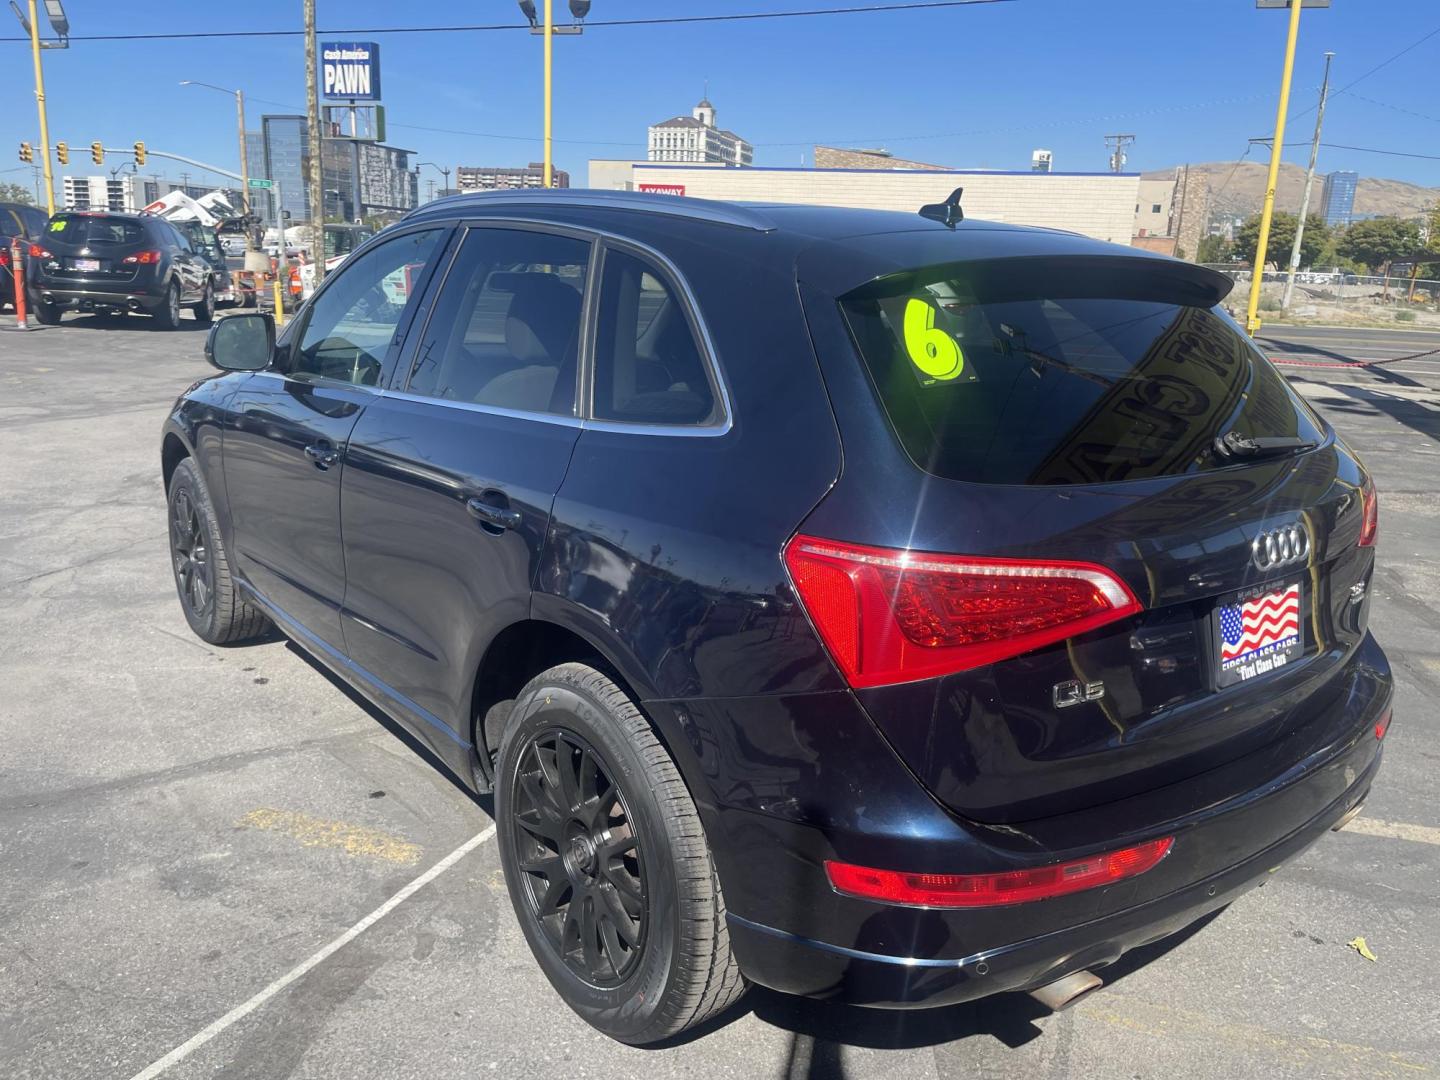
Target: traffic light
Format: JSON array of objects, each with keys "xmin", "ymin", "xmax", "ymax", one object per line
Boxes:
[
  {"xmin": 91, "ymin": 141, "xmax": 104, "ymax": 165},
  {"xmin": 56, "ymin": 141, "xmax": 69, "ymax": 165},
  {"xmin": 19, "ymin": 142, "xmax": 32, "ymax": 163},
  {"xmin": 133, "ymin": 141, "xmax": 146, "ymax": 167}
]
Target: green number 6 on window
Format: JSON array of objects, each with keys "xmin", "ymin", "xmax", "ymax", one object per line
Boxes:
[{"xmin": 902, "ymin": 297, "xmax": 965, "ymax": 382}]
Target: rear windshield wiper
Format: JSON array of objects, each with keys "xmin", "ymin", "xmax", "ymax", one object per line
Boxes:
[{"xmin": 1212, "ymin": 431, "xmax": 1317, "ymax": 460}]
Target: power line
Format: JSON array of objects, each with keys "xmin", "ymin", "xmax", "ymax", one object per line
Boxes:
[
  {"xmin": 1293, "ymin": 23, "xmax": 1440, "ymax": 121},
  {"xmin": 1346, "ymin": 92, "xmax": 1440, "ymax": 127},
  {"xmin": 0, "ymin": 1, "xmax": 1013, "ymax": 44},
  {"xmin": 1321, "ymin": 141, "xmax": 1440, "ymax": 162}
]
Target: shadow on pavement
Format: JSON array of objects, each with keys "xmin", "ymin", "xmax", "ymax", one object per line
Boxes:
[
  {"xmin": 1327, "ymin": 383, "xmax": 1440, "ymax": 443},
  {"xmin": 49, "ymin": 311, "xmax": 211, "ymax": 333},
  {"xmin": 667, "ymin": 909, "xmax": 1228, "ymax": 1078},
  {"xmin": 282, "ymin": 639, "xmax": 493, "ymax": 812}
]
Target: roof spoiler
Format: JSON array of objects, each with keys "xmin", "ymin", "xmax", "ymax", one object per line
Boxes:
[{"xmin": 919, "ymin": 187, "xmax": 964, "ymax": 229}]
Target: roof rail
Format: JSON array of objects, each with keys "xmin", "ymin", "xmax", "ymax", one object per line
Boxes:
[{"xmin": 412, "ymin": 188, "xmax": 776, "ymax": 232}]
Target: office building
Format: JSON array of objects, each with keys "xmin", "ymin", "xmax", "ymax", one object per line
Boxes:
[
  {"xmin": 647, "ymin": 98, "xmax": 753, "ymax": 166},
  {"xmin": 455, "ymin": 163, "xmax": 571, "ymax": 191},
  {"xmin": 62, "ymin": 174, "xmax": 242, "ymax": 214},
  {"xmin": 1322, "ymin": 171, "xmax": 1359, "ymax": 228},
  {"xmin": 248, "ymin": 115, "xmax": 418, "ymax": 226}
]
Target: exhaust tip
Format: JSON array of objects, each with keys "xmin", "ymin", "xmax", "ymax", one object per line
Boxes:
[
  {"xmin": 1332, "ymin": 799, "xmax": 1366, "ymax": 832},
  {"xmin": 1027, "ymin": 969, "xmax": 1103, "ymax": 1012}
]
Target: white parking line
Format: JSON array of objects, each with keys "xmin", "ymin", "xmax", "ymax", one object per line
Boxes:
[
  {"xmin": 126, "ymin": 824, "xmax": 497, "ymax": 1080},
  {"xmin": 1342, "ymin": 817, "xmax": 1440, "ymax": 847}
]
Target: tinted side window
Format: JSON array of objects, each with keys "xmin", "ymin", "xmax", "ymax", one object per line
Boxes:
[
  {"xmin": 592, "ymin": 248, "xmax": 715, "ymax": 425},
  {"xmin": 292, "ymin": 228, "xmax": 446, "ymax": 386},
  {"xmin": 406, "ymin": 228, "xmax": 590, "ymax": 416}
]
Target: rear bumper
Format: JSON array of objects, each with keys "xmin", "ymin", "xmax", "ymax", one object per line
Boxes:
[
  {"xmin": 674, "ymin": 633, "xmax": 1391, "ymax": 1009},
  {"xmin": 727, "ymin": 742, "xmax": 1379, "ymax": 1008},
  {"xmin": 31, "ymin": 282, "xmax": 166, "ymax": 312}
]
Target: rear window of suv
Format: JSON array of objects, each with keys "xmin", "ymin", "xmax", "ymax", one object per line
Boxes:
[
  {"xmin": 839, "ymin": 259, "xmax": 1323, "ymax": 485},
  {"xmin": 45, "ymin": 214, "xmax": 147, "ymax": 247}
]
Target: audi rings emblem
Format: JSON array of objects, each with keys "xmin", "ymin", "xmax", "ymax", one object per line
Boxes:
[{"xmin": 1251, "ymin": 522, "xmax": 1310, "ymax": 571}]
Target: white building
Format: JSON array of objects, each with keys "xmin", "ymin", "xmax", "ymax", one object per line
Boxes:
[
  {"xmin": 647, "ymin": 99, "xmax": 753, "ymax": 167},
  {"xmin": 63, "ymin": 174, "xmax": 140, "ymax": 212},
  {"xmin": 594, "ymin": 162, "xmax": 1141, "ymax": 246}
]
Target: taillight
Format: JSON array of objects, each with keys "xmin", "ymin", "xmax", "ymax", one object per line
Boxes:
[
  {"xmin": 783, "ymin": 536, "xmax": 1142, "ymax": 687},
  {"xmin": 0, "ymin": 248, "xmax": 9, "ymax": 267},
  {"xmin": 1375, "ymin": 708, "xmax": 1392, "ymax": 740},
  {"xmin": 826, "ymin": 837, "xmax": 1174, "ymax": 908},
  {"xmin": 28, "ymin": 242, "xmax": 52, "ymax": 259},
  {"xmin": 1358, "ymin": 477, "xmax": 1378, "ymax": 547},
  {"xmin": 122, "ymin": 249, "xmax": 163, "ymax": 265}
]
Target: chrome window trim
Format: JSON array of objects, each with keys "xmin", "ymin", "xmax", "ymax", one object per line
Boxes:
[
  {"xmin": 389, "ymin": 216, "xmax": 735, "ymax": 438},
  {"xmin": 377, "ymin": 387, "xmax": 584, "ymax": 429},
  {"xmin": 248, "ymin": 369, "xmax": 386, "ymax": 395}
]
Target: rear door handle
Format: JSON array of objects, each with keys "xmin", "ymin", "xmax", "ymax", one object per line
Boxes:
[
  {"xmin": 466, "ymin": 497, "xmax": 522, "ymax": 531},
  {"xmin": 303, "ymin": 441, "xmax": 341, "ymax": 470}
]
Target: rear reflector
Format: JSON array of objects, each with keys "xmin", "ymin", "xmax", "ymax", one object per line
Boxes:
[
  {"xmin": 784, "ymin": 536, "xmax": 1141, "ymax": 687},
  {"xmin": 826, "ymin": 837, "xmax": 1174, "ymax": 908},
  {"xmin": 1358, "ymin": 477, "xmax": 1378, "ymax": 547}
]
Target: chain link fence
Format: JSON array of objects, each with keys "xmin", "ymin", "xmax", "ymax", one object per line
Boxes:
[{"xmin": 1203, "ymin": 266, "xmax": 1440, "ymax": 327}]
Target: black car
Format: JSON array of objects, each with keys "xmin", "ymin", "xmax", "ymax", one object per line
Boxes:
[
  {"xmin": 164, "ymin": 190, "xmax": 1390, "ymax": 1045},
  {"xmin": 1, "ymin": 200, "xmax": 48, "ymax": 311},
  {"xmin": 27, "ymin": 210, "xmax": 213, "ymax": 327}
]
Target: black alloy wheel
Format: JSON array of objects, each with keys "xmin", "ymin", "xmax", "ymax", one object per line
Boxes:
[
  {"xmin": 170, "ymin": 485, "xmax": 213, "ymax": 620},
  {"xmin": 511, "ymin": 728, "xmax": 647, "ymax": 986},
  {"xmin": 496, "ymin": 663, "xmax": 746, "ymax": 1045}
]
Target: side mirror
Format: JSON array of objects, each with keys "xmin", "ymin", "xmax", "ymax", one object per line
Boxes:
[{"xmin": 205, "ymin": 312, "xmax": 275, "ymax": 372}]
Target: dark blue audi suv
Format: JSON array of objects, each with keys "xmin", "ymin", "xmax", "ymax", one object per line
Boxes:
[{"xmin": 163, "ymin": 189, "xmax": 1390, "ymax": 1044}]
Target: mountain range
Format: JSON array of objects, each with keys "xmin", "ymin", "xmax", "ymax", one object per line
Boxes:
[{"xmin": 1143, "ymin": 161, "xmax": 1439, "ymax": 222}]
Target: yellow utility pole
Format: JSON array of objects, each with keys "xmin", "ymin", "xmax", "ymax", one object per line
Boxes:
[
  {"xmin": 543, "ymin": 0, "xmax": 554, "ymax": 187},
  {"xmin": 25, "ymin": 0, "xmax": 54, "ymax": 214},
  {"xmin": 1245, "ymin": 0, "xmax": 1306, "ymax": 336}
]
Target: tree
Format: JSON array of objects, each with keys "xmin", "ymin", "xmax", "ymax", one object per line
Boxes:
[
  {"xmin": 1196, "ymin": 233, "xmax": 1233, "ymax": 265},
  {"xmin": 1422, "ymin": 201, "xmax": 1440, "ymax": 278},
  {"xmin": 0, "ymin": 182, "xmax": 35, "ymax": 206},
  {"xmin": 1337, "ymin": 216, "xmax": 1423, "ymax": 272},
  {"xmin": 1232, "ymin": 212, "xmax": 1331, "ymax": 270}
]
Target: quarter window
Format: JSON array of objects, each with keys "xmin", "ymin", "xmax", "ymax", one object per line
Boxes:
[
  {"xmin": 592, "ymin": 248, "xmax": 716, "ymax": 425},
  {"xmin": 406, "ymin": 227, "xmax": 590, "ymax": 416},
  {"xmin": 291, "ymin": 228, "xmax": 445, "ymax": 386}
]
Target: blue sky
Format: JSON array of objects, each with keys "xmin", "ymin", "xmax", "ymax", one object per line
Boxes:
[{"xmin": 3, "ymin": 0, "xmax": 1438, "ymax": 196}]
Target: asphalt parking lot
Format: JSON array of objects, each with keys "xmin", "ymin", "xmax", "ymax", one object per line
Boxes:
[{"xmin": 2, "ymin": 312, "xmax": 1438, "ymax": 1079}]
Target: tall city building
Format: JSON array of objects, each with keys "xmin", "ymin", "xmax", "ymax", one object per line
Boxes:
[
  {"xmin": 248, "ymin": 115, "xmax": 418, "ymax": 226},
  {"xmin": 455, "ymin": 163, "xmax": 571, "ymax": 191},
  {"xmin": 647, "ymin": 98, "xmax": 753, "ymax": 166},
  {"xmin": 1322, "ymin": 170, "xmax": 1359, "ymax": 228}
]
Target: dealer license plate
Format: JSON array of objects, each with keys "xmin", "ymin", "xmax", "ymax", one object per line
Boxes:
[
  {"xmin": 1213, "ymin": 581, "xmax": 1304, "ymax": 688},
  {"xmin": 72, "ymin": 258, "xmax": 100, "ymax": 272}
]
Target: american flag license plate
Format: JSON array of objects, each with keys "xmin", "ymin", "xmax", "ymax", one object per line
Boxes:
[{"xmin": 1214, "ymin": 582, "xmax": 1304, "ymax": 687}]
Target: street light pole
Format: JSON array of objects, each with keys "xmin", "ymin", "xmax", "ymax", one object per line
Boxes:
[
  {"xmin": 180, "ymin": 80, "xmax": 255, "ymax": 248},
  {"xmin": 1281, "ymin": 50, "xmax": 1333, "ymax": 311},
  {"xmin": 24, "ymin": 0, "xmax": 54, "ymax": 214},
  {"xmin": 1245, "ymin": 0, "xmax": 1307, "ymax": 336},
  {"xmin": 543, "ymin": 0, "xmax": 554, "ymax": 187}
]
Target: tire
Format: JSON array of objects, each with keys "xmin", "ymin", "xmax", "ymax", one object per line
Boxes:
[
  {"xmin": 30, "ymin": 293, "xmax": 60, "ymax": 325},
  {"xmin": 496, "ymin": 663, "xmax": 746, "ymax": 1045},
  {"xmin": 192, "ymin": 285, "xmax": 215, "ymax": 325},
  {"xmin": 152, "ymin": 282, "xmax": 181, "ymax": 330},
  {"xmin": 167, "ymin": 458, "xmax": 270, "ymax": 645}
]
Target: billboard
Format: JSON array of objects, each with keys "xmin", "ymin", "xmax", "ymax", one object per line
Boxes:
[
  {"xmin": 322, "ymin": 41, "xmax": 382, "ymax": 100},
  {"xmin": 637, "ymin": 183, "xmax": 685, "ymax": 196}
]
